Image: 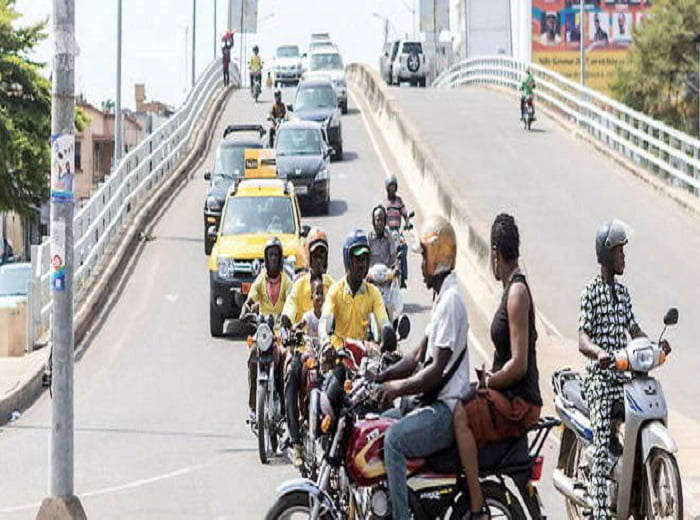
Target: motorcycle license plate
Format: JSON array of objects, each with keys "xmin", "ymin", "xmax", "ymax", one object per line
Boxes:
[
  {"xmin": 295, "ymin": 186, "xmax": 308, "ymax": 195},
  {"xmin": 242, "ymin": 282, "xmax": 252, "ymax": 294}
]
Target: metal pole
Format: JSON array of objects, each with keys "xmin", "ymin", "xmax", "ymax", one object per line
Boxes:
[
  {"xmin": 240, "ymin": 0, "xmax": 245, "ymax": 89},
  {"xmin": 213, "ymin": 0, "xmax": 217, "ymax": 59},
  {"xmin": 413, "ymin": 0, "xmax": 416, "ymax": 39},
  {"xmin": 114, "ymin": 0, "xmax": 122, "ymax": 163},
  {"xmin": 433, "ymin": 0, "xmax": 438, "ymax": 81},
  {"xmin": 579, "ymin": 0, "xmax": 585, "ymax": 85},
  {"xmin": 185, "ymin": 25, "xmax": 189, "ymax": 94},
  {"xmin": 192, "ymin": 0, "xmax": 196, "ymax": 86},
  {"xmin": 36, "ymin": 0, "xmax": 86, "ymax": 517}
]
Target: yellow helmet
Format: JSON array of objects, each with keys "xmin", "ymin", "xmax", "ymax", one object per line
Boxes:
[{"xmin": 418, "ymin": 215, "xmax": 456, "ymax": 277}]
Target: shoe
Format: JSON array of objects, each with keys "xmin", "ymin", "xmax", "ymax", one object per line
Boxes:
[
  {"xmin": 400, "ymin": 279, "xmax": 407, "ymax": 289},
  {"xmin": 292, "ymin": 443, "xmax": 304, "ymax": 468}
]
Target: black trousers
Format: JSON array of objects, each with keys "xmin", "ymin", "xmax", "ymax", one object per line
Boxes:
[{"xmin": 284, "ymin": 355, "xmax": 303, "ymax": 444}]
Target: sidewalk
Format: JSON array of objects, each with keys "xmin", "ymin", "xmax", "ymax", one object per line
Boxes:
[{"xmin": 0, "ymin": 349, "xmax": 48, "ymax": 424}]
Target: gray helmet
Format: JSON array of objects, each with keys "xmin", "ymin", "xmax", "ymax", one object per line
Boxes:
[
  {"xmin": 264, "ymin": 236, "xmax": 283, "ymax": 270},
  {"xmin": 595, "ymin": 219, "xmax": 628, "ymax": 270},
  {"xmin": 385, "ymin": 175, "xmax": 397, "ymax": 189}
]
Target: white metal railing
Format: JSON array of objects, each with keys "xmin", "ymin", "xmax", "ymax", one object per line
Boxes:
[
  {"xmin": 26, "ymin": 60, "xmax": 240, "ymax": 349},
  {"xmin": 433, "ymin": 55, "xmax": 700, "ymax": 197}
]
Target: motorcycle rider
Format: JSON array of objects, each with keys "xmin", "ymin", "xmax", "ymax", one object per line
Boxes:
[
  {"xmin": 281, "ymin": 228, "xmax": 334, "ymax": 467},
  {"xmin": 368, "ymin": 205, "xmax": 397, "ymax": 271},
  {"xmin": 248, "ymin": 45, "xmax": 264, "ymax": 94},
  {"xmin": 374, "ymin": 215, "xmax": 470, "ymax": 520},
  {"xmin": 241, "ymin": 237, "xmax": 293, "ymax": 421},
  {"xmin": 452, "ymin": 213, "xmax": 542, "ymax": 520},
  {"xmin": 520, "ymin": 68, "xmax": 536, "ymax": 121},
  {"xmin": 382, "ymin": 175, "xmax": 409, "ymax": 288},
  {"xmin": 578, "ymin": 219, "xmax": 670, "ymax": 520},
  {"xmin": 268, "ymin": 89, "xmax": 287, "ymax": 148}
]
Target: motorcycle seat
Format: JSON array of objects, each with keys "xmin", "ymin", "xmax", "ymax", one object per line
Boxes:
[
  {"xmin": 426, "ymin": 435, "xmax": 529, "ymax": 475},
  {"xmin": 561, "ymin": 377, "xmax": 589, "ymax": 416}
]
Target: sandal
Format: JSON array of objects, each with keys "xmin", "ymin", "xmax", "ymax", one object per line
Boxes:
[{"xmin": 462, "ymin": 504, "xmax": 490, "ymax": 520}]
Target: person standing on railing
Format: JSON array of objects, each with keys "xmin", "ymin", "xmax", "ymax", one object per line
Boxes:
[{"xmin": 519, "ymin": 68, "xmax": 536, "ymax": 121}]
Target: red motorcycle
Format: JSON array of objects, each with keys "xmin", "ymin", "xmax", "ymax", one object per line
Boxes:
[{"xmin": 266, "ymin": 370, "xmax": 559, "ymax": 519}]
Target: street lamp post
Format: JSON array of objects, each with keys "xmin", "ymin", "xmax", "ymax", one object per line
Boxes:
[
  {"xmin": 213, "ymin": 0, "xmax": 217, "ymax": 60},
  {"xmin": 579, "ymin": 0, "xmax": 586, "ymax": 86},
  {"xmin": 192, "ymin": 0, "xmax": 196, "ymax": 86},
  {"xmin": 115, "ymin": 0, "xmax": 123, "ymax": 164}
]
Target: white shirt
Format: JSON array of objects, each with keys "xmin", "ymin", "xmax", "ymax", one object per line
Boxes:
[
  {"xmin": 303, "ymin": 309, "xmax": 321, "ymax": 339},
  {"xmin": 425, "ymin": 271, "xmax": 470, "ymax": 411}
]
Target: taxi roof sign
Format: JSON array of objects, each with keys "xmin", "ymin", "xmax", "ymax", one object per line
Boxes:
[{"xmin": 244, "ymin": 148, "xmax": 278, "ymax": 179}]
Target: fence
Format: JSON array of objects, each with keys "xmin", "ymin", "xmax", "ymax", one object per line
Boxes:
[{"xmin": 433, "ymin": 55, "xmax": 700, "ymax": 197}]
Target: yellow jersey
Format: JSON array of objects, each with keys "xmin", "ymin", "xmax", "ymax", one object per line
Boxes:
[
  {"xmin": 282, "ymin": 273, "xmax": 335, "ymax": 324},
  {"xmin": 248, "ymin": 269, "xmax": 293, "ymax": 316},
  {"xmin": 249, "ymin": 54, "xmax": 263, "ymax": 72}
]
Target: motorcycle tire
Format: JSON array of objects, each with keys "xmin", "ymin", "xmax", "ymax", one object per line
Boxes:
[
  {"xmin": 562, "ymin": 431, "xmax": 589, "ymax": 520},
  {"xmin": 269, "ymin": 387, "xmax": 279, "ymax": 454},
  {"xmin": 641, "ymin": 448, "xmax": 683, "ymax": 520},
  {"xmin": 476, "ymin": 481, "xmax": 529, "ymax": 520},
  {"xmin": 265, "ymin": 490, "xmax": 334, "ymax": 520},
  {"xmin": 257, "ymin": 383, "xmax": 269, "ymax": 464}
]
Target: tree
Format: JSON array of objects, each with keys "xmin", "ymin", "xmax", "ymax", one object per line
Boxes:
[
  {"xmin": 0, "ymin": 0, "xmax": 52, "ymax": 218},
  {"xmin": 611, "ymin": 0, "xmax": 700, "ymax": 136}
]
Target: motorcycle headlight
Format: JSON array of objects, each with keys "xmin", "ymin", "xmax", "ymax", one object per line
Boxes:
[
  {"xmin": 632, "ymin": 345, "xmax": 655, "ymax": 372},
  {"xmin": 315, "ymin": 167, "xmax": 329, "ymax": 181},
  {"xmin": 217, "ymin": 258, "xmax": 235, "ymax": 280},
  {"xmin": 256, "ymin": 322, "xmax": 274, "ymax": 352},
  {"xmin": 206, "ymin": 196, "xmax": 222, "ymax": 212}
]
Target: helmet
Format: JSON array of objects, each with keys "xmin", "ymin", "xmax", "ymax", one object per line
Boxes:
[
  {"xmin": 306, "ymin": 226, "xmax": 329, "ymax": 265},
  {"xmin": 253, "ymin": 45, "xmax": 259, "ymax": 54},
  {"xmin": 595, "ymin": 219, "xmax": 628, "ymax": 270},
  {"xmin": 264, "ymin": 236, "xmax": 284, "ymax": 270},
  {"xmin": 385, "ymin": 175, "xmax": 398, "ymax": 189},
  {"xmin": 418, "ymin": 215, "xmax": 456, "ymax": 277},
  {"xmin": 342, "ymin": 229, "xmax": 371, "ymax": 272},
  {"xmin": 274, "ymin": 89, "xmax": 282, "ymax": 100}
]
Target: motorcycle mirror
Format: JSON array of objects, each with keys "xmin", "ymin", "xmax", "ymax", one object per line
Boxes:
[
  {"xmin": 408, "ymin": 210, "xmax": 415, "ymax": 219},
  {"xmin": 207, "ymin": 225, "xmax": 218, "ymax": 242},
  {"xmin": 381, "ymin": 324, "xmax": 397, "ymax": 353},
  {"xmin": 286, "ymin": 104, "xmax": 294, "ymax": 112},
  {"xmin": 396, "ymin": 314, "xmax": 411, "ymax": 340},
  {"xmin": 300, "ymin": 224, "xmax": 311, "ymax": 238},
  {"xmin": 204, "ymin": 171, "xmax": 211, "ymax": 181},
  {"xmin": 664, "ymin": 307, "xmax": 679, "ymax": 326}
]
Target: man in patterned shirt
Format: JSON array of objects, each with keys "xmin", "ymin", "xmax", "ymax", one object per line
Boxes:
[
  {"xmin": 383, "ymin": 175, "xmax": 409, "ymax": 288},
  {"xmin": 578, "ymin": 219, "xmax": 669, "ymax": 520}
]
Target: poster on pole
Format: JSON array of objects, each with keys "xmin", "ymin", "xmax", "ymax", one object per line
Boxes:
[
  {"xmin": 229, "ymin": 0, "xmax": 259, "ymax": 33},
  {"xmin": 532, "ymin": 0, "xmax": 650, "ymax": 94},
  {"xmin": 50, "ymin": 134, "xmax": 74, "ymax": 203},
  {"xmin": 51, "ymin": 221, "xmax": 66, "ymax": 291},
  {"xmin": 419, "ymin": 0, "xmax": 450, "ymax": 33}
]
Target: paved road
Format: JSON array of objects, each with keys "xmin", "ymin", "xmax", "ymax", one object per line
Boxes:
[{"xmin": 391, "ymin": 86, "xmax": 700, "ymax": 423}]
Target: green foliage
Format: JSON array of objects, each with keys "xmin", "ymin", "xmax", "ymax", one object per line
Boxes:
[
  {"xmin": 611, "ymin": 0, "xmax": 700, "ymax": 136},
  {"xmin": 0, "ymin": 0, "xmax": 51, "ymax": 217}
]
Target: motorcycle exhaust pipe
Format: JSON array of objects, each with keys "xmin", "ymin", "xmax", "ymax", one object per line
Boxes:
[{"xmin": 552, "ymin": 469, "xmax": 594, "ymax": 510}]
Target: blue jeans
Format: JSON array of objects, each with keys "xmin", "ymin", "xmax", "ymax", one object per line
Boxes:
[
  {"xmin": 398, "ymin": 242, "xmax": 408, "ymax": 284},
  {"xmin": 384, "ymin": 402, "xmax": 455, "ymax": 519}
]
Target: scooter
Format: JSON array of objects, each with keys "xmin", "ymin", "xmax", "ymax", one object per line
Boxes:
[
  {"xmin": 552, "ymin": 307, "xmax": 682, "ymax": 519},
  {"xmin": 522, "ymin": 95, "xmax": 535, "ymax": 131},
  {"xmin": 251, "ymin": 71, "xmax": 262, "ymax": 102}
]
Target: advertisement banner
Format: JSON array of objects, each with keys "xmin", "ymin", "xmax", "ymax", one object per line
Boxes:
[
  {"xmin": 229, "ymin": 0, "xmax": 258, "ymax": 33},
  {"xmin": 50, "ymin": 133, "xmax": 74, "ymax": 204},
  {"xmin": 419, "ymin": 0, "xmax": 450, "ymax": 33},
  {"xmin": 532, "ymin": 0, "xmax": 651, "ymax": 94}
]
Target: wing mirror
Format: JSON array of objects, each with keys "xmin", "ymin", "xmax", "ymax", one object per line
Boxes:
[
  {"xmin": 394, "ymin": 314, "xmax": 411, "ymax": 340},
  {"xmin": 300, "ymin": 224, "xmax": 311, "ymax": 238},
  {"xmin": 664, "ymin": 307, "xmax": 679, "ymax": 326},
  {"xmin": 207, "ymin": 225, "xmax": 218, "ymax": 242},
  {"xmin": 408, "ymin": 210, "xmax": 416, "ymax": 219},
  {"xmin": 204, "ymin": 171, "xmax": 211, "ymax": 181},
  {"xmin": 324, "ymin": 147, "xmax": 334, "ymax": 158},
  {"xmin": 287, "ymin": 104, "xmax": 294, "ymax": 112}
]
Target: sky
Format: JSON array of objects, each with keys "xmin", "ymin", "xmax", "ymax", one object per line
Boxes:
[{"xmin": 15, "ymin": 0, "xmax": 415, "ymax": 110}]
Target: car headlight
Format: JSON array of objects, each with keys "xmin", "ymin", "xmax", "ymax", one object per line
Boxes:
[
  {"xmin": 256, "ymin": 323, "xmax": 274, "ymax": 352},
  {"xmin": 315, "ymin": 167, "xmax": 329, "ymax": 181},
  {"xmin": 206, "ymin": 196, "xmax": 222, "ymax": 212},
  {"xmin": 217, "ymin": 258, "xmax": 235, "ymax": 281}
]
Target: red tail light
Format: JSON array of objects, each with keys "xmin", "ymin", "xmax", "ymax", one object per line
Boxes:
[{"xmin": 530, "ymin": 456, "xmax": 544, "ymax": 481}]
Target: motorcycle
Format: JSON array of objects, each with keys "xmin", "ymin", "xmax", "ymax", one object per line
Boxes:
[
  {"xmin": 392, "ymin": 210, "xmax": 415, "ymax": 290},
  {"xmin": 522, "ymin": 95, "xmax": 535, "ymax": 131},
  {"xmin": 267, "ymin": 368, "xmax": 560, "ymax": 519},
  {"xmin": 251, "ymin": 70, "xmax": 262, "ymax": 102},
  {"xmin": 243, "ymin": 313, "xmax": 285, "ymax": 464},
  {"xmin": 552, "ymin": 307, "xmax": 681, "ymax": 519},
  {"xmin": 367, "ymin": 263, "xmax": 403, "ymax": 322},
  {"xmin": 268, "ymin": 115, "xmax": 284, "ymax": 148}
]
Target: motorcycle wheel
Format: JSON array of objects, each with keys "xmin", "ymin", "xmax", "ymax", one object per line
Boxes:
[
  {"xmin": 265, "ymin": 491, "xmax": 333, "ymax": 520},
  {"xmin": 269, "ymin": 385, "xmax": 279, "ymax": 454},
  {"xmin": 563, "ymin": 433, "xmax": 589, "ymax": 520},
  {"xmin": 257, "ymin": 383, "xmax": 270, "ymax": 464},
  {"xmin": 642, "ymin": 449, "xmax": 683, "ymax": 520}
]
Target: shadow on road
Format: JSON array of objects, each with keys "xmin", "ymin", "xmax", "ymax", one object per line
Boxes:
[
  {"xmin": 341, "ymin": 151, "xmax": 359, "ymax": 162},
  {"xmin": 525, "ymin": 127, "xmax": 547, "ymax": 134},
  {"xmin": 7, "ymin": 424, "xmax": 239, "ymax": 441},
  {"xmin": 403, "ymin": 302, "xmax": 432, "ymax": 315},
  {"xmin": 156, "ymin": 235, "xmax": 203, "ymax": 243},
  {"xmin": 328, "ymin": 199, "xmax": 348, "ymax": 217},
  {"xmin": 344, "ymin": 107, "xmax": 361, "ymax": 116}
]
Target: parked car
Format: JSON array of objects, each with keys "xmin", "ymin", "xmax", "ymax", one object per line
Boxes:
[
  {"xmin": 380, "ymin": 40, "xmax": 400, "ymax": 84},
  {"xmin": 275, "ymin": 121, "xmax": 332, "ymax": 214},
  {"xmin": 289, "ymin": 79, "xmax": 343, "ymax": 160},
  {"xmin": 390, "ymin": 40, "xmax": 427, "ymax": 87},
  {"xmin": 310, "ymin": 32, "xmax": 332, "ymax": 43},
  {"xmin": 203, "ymin": 124, "xmax": 265, "ymax": 255},
  {"xmin": 306, "ymin": 50, "xmax": 347, "ymax": 113},
  {"xmin": 272, "ymin": 44, "xmax": 302, "ymax": 86},
  {"xmin": 0, "ymin": 262, "xmax": 31, "ymax": 308}
]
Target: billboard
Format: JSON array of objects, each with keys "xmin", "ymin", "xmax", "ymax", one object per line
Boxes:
[
  {"xmin": 532, "ymin": 0, "xmax": 651, "ymax": 94},
  {"xmin": 419, "ymin": 0, "xmax": 450, "ymax": 33},
  {"xmin": 229, "ymin": 0, "xmax": 258, "ymax": 33}
]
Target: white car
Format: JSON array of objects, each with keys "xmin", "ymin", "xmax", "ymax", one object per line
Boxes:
[
  {"xmin": 272, "ymin": 45, "xmax": 302, "ymax": 86},
  {"xmin": 306, "ymin": 50, "xmax": 347, "ymax": 114},
  {"xmin": 310, "ymin": 32, "xmax": 332, "ymax": 43},
  {"xmin": 390, "ymin": 40, "xmax": 427, "ymax": 87},
  {"xmin": 380, "ymin": 40, "xmax": 400, "ymax": 84}
]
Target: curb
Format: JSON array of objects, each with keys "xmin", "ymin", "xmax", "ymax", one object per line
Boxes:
[{"xmin": 0, "ymin": 84, "xmax": 234, "ymax": 427}]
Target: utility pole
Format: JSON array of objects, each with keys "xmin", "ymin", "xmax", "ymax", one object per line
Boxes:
[
  {"xmin": 36, "ymin": 0, "xmax": 85, "ymax": 517},
  {"xmin": 213, "ymin": 0, "xmax": 217, "ymax": 59},
  {"xmin": 192, "ymin": 0, "xmax": 196, "ymax": 86},
  {"xmin": 579, "ymin": 0, "xmax": 586, "ymax": 86},
  {"xmin": 433, "ymin": 0, "xmax": 438, "ymax": 82},
  {"xmin": 239, "ymin": 0, "xmax": 245, "ymax": 89},
  {"xmin": 114, "ymin": 0, "xmax": 123, "ymax": 164}
]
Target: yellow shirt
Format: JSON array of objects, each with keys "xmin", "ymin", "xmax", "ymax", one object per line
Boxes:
[
  {"xmin": 248, "ymin": 269, "xmax": 293, "ymax": 316},
  {"xmin": 249, "ymin": 55, "xmax": 263, "ymax": 72},
  {"xmin": 282, "ymin": 272, "xmax": 335, "ymax": 324},
  {"xmin": 321, "ymin": 276, "xmax": 389, "ymax": 346}
]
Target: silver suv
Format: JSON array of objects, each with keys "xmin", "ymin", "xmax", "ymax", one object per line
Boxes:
[{"xmin": 390, "ymin": 40, "xmax": 426, "ymax": 87}]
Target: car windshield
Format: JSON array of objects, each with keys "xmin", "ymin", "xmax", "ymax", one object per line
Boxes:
[
  {"xmin": 0, "ymin": 264, "xmax": 31, "ymax": 297},
  {"xmin": 310, "ymin": 53, "xmax": 343, "ymax": 71},
  {"xmin": 276, "ymin": 128, "xmax": 322, "ymax": 156},
  {"xmin": 213, "ymin": 146, "xmax": 251, "ymax": 180},
  {"xmin": 277, "ymin": 46, "xmax": 299, "ymax": 58},
  {"xmin": 221, "ymin": 196, "xmax": 296, "ymax": 236},
  {"xmin": 402, "ymin": 42, "xmax": 422, "ymax": 54},
  {"xmin": 295, "ymin": 86, "xmax": 337, "ymax": 111}
]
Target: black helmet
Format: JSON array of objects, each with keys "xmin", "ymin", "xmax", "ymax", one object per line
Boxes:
[
  {"xmin": 595, "ymin": 219, "xmax": 628, "ymax": 270},
  {"xmin": 264, "ymin": 236, "xmax": 283, "ymax": 270},
  {"xmin": 253, "ymin": 45, "xmax": 259, "ymax": 54}
]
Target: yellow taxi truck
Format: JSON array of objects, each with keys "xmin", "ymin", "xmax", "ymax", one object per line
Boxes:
[{"xmin": 207, "ymin": 177, "xmax": 308, "ymax": 336}]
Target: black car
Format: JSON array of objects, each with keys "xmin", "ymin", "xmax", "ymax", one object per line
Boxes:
[
  {"xmin": 289, "ymin": 79, "xmax": 343, "ymax": 160},
  {"xmin": 275, "ymin": 121, "xmax": 332, "ymax": 214},
  {"xmin": 203, "ymin": 124, "xmax": 265, "ymax": 254}
]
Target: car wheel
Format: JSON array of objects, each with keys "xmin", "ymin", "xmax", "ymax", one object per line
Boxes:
[
  {"xmin": 334, "ymin": 142, "xmax": 343, "ymax": 161},
  {"xmin": 341, "ymin": 102, "xmax": 348, "ymax": 115},
  {"xmin": 419, "ymin": 77, "xmax": 427, "ymax": 88},
  {"xmin": 210, "ymin": 303, "xmax": 224, "ymax": 337},
  {"xmin": 204, "ymin": 237, "xmax": 213, "ymax": 256}
]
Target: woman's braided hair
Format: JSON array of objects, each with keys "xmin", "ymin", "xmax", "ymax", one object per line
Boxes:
[{"xmin": 490, "ymin": 213, "xmax": 520, "ymax": 262}]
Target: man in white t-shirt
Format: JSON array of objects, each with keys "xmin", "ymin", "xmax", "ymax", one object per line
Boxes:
[{"xmin": 375, "ymin": 215, "xmax": 470, "ymax": 520}]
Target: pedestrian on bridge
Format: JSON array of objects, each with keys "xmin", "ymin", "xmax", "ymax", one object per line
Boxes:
[{"xmin": 222, "ymin": 44, "xmax": 231, "ymax": 87}]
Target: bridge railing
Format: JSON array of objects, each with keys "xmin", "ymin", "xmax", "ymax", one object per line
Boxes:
[
  {"xmin": 434, "ymin": 55, "xmax": 700, "ymax": 197},
  {"xmin": 27, "ymin": 60, "xmax": 240, "ymax": 349}
]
